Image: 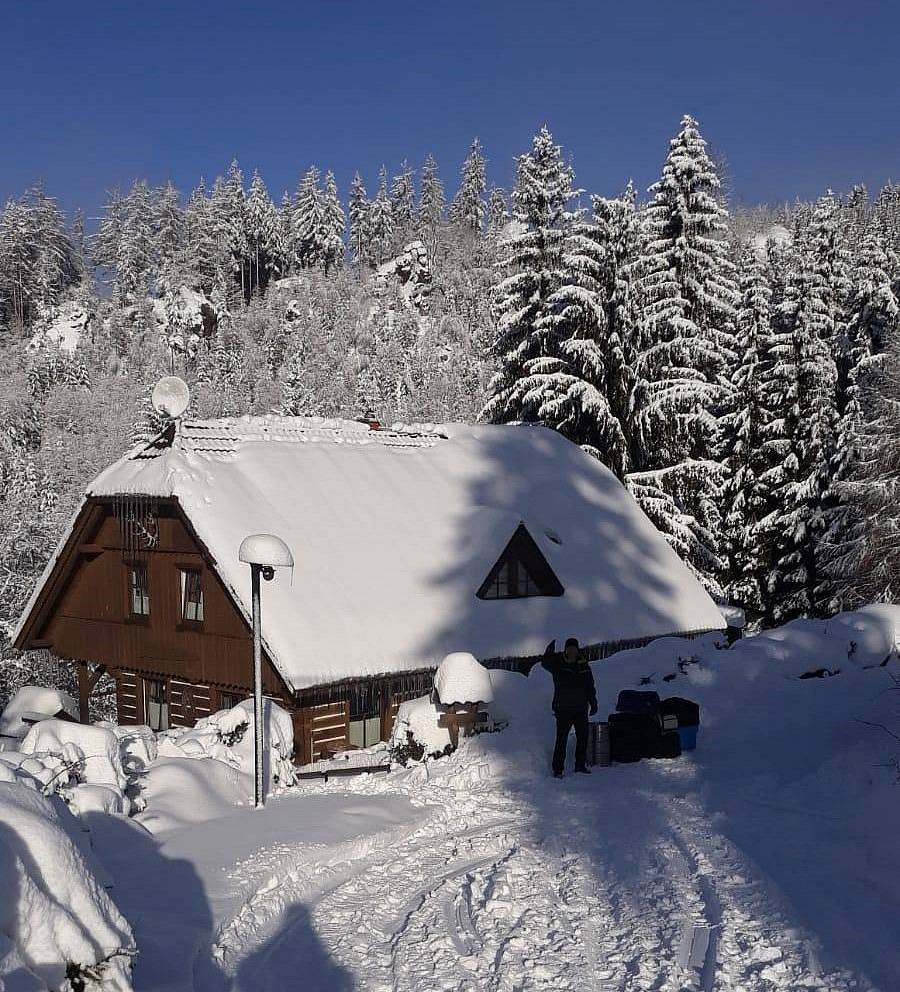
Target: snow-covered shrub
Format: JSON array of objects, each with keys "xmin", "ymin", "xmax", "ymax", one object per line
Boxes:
[
  {"xmin": 0, "ymin": 685, "xmax": 78, "ymax": 741},
  {"xmin": 433, "ymin": 652, "xmax": 494, "ymax": 705},
  {"xmin": 389, "ymin": 695, "xmax": 453, "ymax": 765},
  {"xmin": 158, "ymin": 699, "xmax": 295, "ymax": 788},
  {"xmin": 0, "ymin": 781, "xmax": 134, "ymax": 991},
  {"xmin": 20, "ymin": 719, "xmax": 127, "ymax": 792}
]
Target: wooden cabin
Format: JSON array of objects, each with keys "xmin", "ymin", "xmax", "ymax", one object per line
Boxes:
[{"xmin": 13, "ymin": 416, "xmax": 726, "ymax": 764}]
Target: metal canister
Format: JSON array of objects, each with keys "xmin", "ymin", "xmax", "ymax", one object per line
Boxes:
[{"xmin": 591, "ymin": 721, "xmax": 611, "ymax": 767}]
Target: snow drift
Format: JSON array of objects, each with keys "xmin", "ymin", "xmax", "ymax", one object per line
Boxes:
[{"xmin": 0, "ymin": 782, "xmax": 134, "ymax": 990}]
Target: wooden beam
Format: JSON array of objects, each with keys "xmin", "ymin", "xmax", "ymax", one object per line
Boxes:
[{"xmin": 76, "ymin": 662, "xmax": 107, "ymax": 723}]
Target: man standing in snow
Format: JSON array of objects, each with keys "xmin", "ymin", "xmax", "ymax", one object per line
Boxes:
[{"xmin": 542, "ymin": 637, "xmax": 598, "ymax": 778}]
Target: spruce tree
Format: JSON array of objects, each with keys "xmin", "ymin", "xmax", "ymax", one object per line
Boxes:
[
  {"xmin": 348, "ymin": 172, "xmax": 371, "ymax": 268},
  {"xmin": 487, "ymin": 187, "xmax": 509, "ymax": 233},
  {"xmin": 757, "ymin": 244, "xmax": 838, "ymax": 622},
  {"xmin": 117, "ymin": 179, "xmax": 155, "ymax": 304},
  {"xmin": 368, "ymin": 166, "xmax": 394, "ymax": 265},
  {"xmin": 450, "ymin": 139, "xmax": 486, "ymax": 234},
  {"xmin": 184, "ymin": 179, "xmax": 217, "ymax": 293},
  {"xmin": 417, "ymin": 154, "xmax": 444, "ymax": 257},
  {"xmin": 481, "ymin": 127, "xmax": 579, "ymax": 428},
  {"xmin": 321, "ymin": 170, "xmax": 346, "ymax": 274},
  {"xmin": 245, "ymin": 171, "xmax": 279, "ymax": 294},
  {"xmin": 721, "ymin": 253, "xmax": 773, "ymax": 617},
  {"xmin": 630, "ymin": 115, "xmax": 738, "ymax": 591},
  {"xmin": 153, "ymin": 180, "xmax": 184, "ymax": 293},
  {"xmin": 390, "ymin": 161, "xmax": 415, "ymax": 239},
  {"xmin": 293, "ymin": 166, "xmax": 325, "ymax": 269}
]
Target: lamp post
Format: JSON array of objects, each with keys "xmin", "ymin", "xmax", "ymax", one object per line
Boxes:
[{"xmin": 238, "ymin": 534, "xmax": 294, "ymax": 809}]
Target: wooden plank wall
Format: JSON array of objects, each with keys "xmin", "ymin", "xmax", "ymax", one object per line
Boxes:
[
  {"xmin": 293, "ymin": 701, "xmax": 349, "ymax": 764},
  {"xmin": 116, "ymin": 671, "xmax": 143, "ymax": 724}
]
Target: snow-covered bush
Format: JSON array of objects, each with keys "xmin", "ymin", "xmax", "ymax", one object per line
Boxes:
[
  {"xmin": 0, "ymin": 781, "xmax": 134, "ymax": 990},
  {"xmin": 389, "ymin": 696, "xmax": 453, "ymax": 765},
  {"xmin": 20, "ymin": 719, "xmax": 127, "ymax": 792},
  {"xmin": 0, "ymin": 685, "xmax": 78, "ymax": 742},
  {"xmin": 158, "ymin": 699, "xmax": 295, "ymax": 788}
]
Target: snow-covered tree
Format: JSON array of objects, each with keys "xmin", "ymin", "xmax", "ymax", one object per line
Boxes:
[
  {"xmin": 391, "ymin": 161, "xmax": 415, "ymax": 239},
  {"xmin": 293, "ymin": 166, "xmax": 325, "ymax": 269},
  {"xmin": 152, "ymin": 180, "xmax": 184, "ymax": 293},
  {"xmin": 721, "ymin": 253, "xmax": 773, "ymax": 616},
  {"xmin": 321, "ymin": 170, "xmax": 346, "ymax": 274},
  {"xmin": 481, "ymin": 127, "xmax": 580, "ymax": 428},
  {"xmin": 245, "ymin": 171, "xmax": 279, "ymax": 293},
  {"xmin": 184, "ymin": 179, "xmax": 218, "ymax": 293},
  {"xmin": 348, "ymin": 172, "xmax": 371, "ymax": 269},
  {"xmin": 630, "ymin": 115, "xmax": 738, "ymax": 590},
  {"xmin": 757, "ymin": 243, "xmax": 838, "ymax": 622},
  {"xmin": 450, "ymin": 139, "xmax": 486, "ymax": 234},
  {"xmin": 368, "ymin": 166, "xmax": 394, "ymax": 265},
  {"xmin": 117, "ymin": 179, "xmax": 156, "ymax": 303}
]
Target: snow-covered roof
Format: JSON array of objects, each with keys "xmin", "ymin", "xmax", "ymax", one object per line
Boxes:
[{"xmin": 23, "ymin": 416, "xmax": 725, "ymax": 691}]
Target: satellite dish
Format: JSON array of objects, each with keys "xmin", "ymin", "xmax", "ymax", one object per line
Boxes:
[{"xmin": 151, "ymin": 376, "xmax": 190, "ymax": 419}]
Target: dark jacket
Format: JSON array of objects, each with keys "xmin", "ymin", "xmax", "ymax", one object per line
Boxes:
[{"xmin": 542, "ymin": 654, "xmax": 597, "ymax": 714}]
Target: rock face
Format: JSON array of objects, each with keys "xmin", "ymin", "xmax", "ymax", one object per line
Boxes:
[{"xmin": 374, "ymin": 240, "xmax": 433, "ymax": 313}]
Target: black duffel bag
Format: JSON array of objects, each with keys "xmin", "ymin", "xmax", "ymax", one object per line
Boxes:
[{"xmin": 616, "ymin": 690, "xmax": 661, "ymax": 717}]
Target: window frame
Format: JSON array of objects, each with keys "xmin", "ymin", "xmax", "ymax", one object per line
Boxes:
[
  {"xmin": 144, "ymin": 678, "xmax": 169, "ymax": 731},
  {"xmin": 178, "ymin": 566, "xmax": 205, "ymax": 624},
  {"xmin": 127, "ymin": 562, "xmax": 151, "ymax": 620}
]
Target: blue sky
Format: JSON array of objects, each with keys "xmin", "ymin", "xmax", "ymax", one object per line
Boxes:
[{"xmin": 4, "ymin": 0, "xmax": 899, "ymax": 222}]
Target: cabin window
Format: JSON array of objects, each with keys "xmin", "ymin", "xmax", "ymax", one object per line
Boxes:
[
  {"xmin": 180, "ymin": 568, "xmax": 204, "ymax": 622},
  {"xmin": 220, "ymin": 691, "xmax": 240, "ymax": 710},
  {"xmin": 145, "ymin": 679, "xmax": 169, "ymax": 731},
  {"xmin": 130, "ymin": 565, "xmax": 150, "ymax": 616},
  {"xmin": 349, "ymin": 715, "xmax": 382, "ymax": 749},
  {"xmin": 477, "ymin": 523, "xmax": 564, "ymax": 600}
]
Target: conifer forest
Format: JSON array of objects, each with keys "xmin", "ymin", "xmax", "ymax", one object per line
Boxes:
[{"xmin": 2, "ymin": 115, "xmax": 900, "ymax": 654}]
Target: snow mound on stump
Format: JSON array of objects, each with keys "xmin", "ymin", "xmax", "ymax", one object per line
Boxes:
[
  {"xmin": 434, "ymin": 652, "xmax": 494, "ymax": 705},
  {"xmin": 0, "ymin": 781, "xmax": 134, "ymax": 990},
  {"xmin": 0, "ymin": 686, "xmax": 78, "ymax": 741},
  {"xmin": 158, "ymin": 699, "xmax": 295, "ymax": 788},
  {"xmin": 20, "ymin": 720, "xmax": 127, "ymax": 792}
]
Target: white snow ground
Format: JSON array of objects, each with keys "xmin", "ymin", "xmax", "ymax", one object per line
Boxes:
[{"xmin": 62, "ymin": 612, "xmax": 899, "ymax": 992}]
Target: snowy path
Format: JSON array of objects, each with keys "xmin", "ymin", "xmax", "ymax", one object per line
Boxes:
[{"xmin": 204, "ymin": 754, "xmax": 880, "ymax": 992}]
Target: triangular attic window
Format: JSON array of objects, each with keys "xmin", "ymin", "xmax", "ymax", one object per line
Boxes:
[{"xmin": 477, "ymin": 523, "xmax": 564, "ymax": 600}]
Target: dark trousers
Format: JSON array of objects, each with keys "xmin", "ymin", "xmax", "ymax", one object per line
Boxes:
[{"xmin": 553, "ymin": 709, "xmax": 589, "ymax": 773}]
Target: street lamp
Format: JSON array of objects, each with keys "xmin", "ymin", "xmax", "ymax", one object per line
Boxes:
[{"xmin": 238, "ymin": 533, "xmax": 294, "ymax": 808}]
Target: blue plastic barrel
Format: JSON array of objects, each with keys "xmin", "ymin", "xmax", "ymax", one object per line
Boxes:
[{"xmin": 677, "ymin": 725, "xmax": 698, "ymax": 751}]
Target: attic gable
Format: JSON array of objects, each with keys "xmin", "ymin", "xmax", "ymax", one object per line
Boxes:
[{"xmin": 477, "ymin": 523, "xmax": 564, "ymax": 600}]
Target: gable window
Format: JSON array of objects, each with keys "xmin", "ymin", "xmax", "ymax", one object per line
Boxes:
[
  {"xmin": 180, "ymin": 568, "xmax": 204, "ymax": 622},
  {"xmin": 145, "ymin": 679, "xmax": 169, "ymax": 731},
  {"xmin": 477, "ymin": 523, "xmax": 564, "ymax": 600},
  {"xmin": 130, "ymin": 565, "xmax": 150, "ymax": 616}
]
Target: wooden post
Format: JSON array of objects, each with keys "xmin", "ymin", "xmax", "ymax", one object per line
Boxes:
[
  {"xmin": 77, "ymin": 661, "xmax": 90, "ymax": 723},
  {"xmin": 76, "ymin": 662, "xmax": 108, "ymax": 723}
]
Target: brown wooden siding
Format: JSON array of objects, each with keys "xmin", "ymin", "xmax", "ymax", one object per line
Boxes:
[
  {"xmin": 292, "ymin": 701, "xmax": 350, "ymax": 764},
  {"xmin": 25, "ymin": 500, "xmax": 289, "ymax": 698},
  {"xmin": 115, "ymin": 670, "xmax": 144, "ymax": 724}
]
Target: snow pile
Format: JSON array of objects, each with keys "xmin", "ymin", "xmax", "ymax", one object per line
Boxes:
[
  {"xmin": 20, "ymin": 720, "xmax": 128, "ymax": 792},
  {"xmin": 0, "ymin": 686, "xmax": 78, "ymax": 741},
  {"xmin": 0, "ymin": 781, "xmax": 134, "ymax": 990},
  {"xmin": 135, "ymin": 756, "xmax": 253, "ymax": 834},
  {"xmin": 158, "ymin": 699, "xmax": 295, "ymax": 787},
  {"xmin": 389, "ymin": 696, "xmax": 453, "ymax": 761},
  {"xmin": 730, "ymin": 609, "xmax": 896, "ymax": 677},
  {"xmin": 434, "ymin": 652, "xmax": 494, "ymax": 704}
]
